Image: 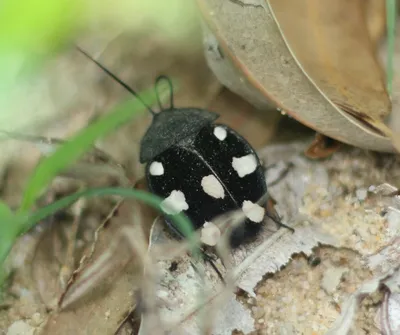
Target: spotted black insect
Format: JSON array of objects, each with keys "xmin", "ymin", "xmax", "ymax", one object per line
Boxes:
[{"xmin": 77, "ymin": 47, "xmax": 293, "ymax": 249}]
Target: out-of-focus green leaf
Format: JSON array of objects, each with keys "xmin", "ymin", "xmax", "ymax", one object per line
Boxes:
[
  {"xmin": 0, "ymin": 0, "xmax": 198, "ymax": 55},
  {"xmin": 0, "ymin": 0, "xmax": 82, "ymax": 52}
]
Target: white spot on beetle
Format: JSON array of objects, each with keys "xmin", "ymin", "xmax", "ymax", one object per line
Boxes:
[
  {"xmin": 149, "ymin": 161, "xmax": 164, "ymax": 176},
  {"xmin": 201, "ymin": 175, "xmax": 225, "ymax": 199},
  {"xmin": 200, "ymin": 221, "xmax": 221, "ymax": 246},
  {"xmin": 242, "ymin": 200, "xmax": 265, "ymax": 223},
  {"xmin": 160, "ymin": 190, "xmax": 189, "ymax": 215},
  {"xmin": 213, "ymin": 126, "xmax": 227, "ymax": 141},
  {"xmin": 232, "ymin": 154, "xmax": 257, "ymax": 177}
]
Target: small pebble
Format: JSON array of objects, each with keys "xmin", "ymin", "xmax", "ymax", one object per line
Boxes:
[
  {"xmin": 369, "ymin": 226, "xmax": 378, "ymax": 235},
  {"xmin": 321, "ymin": 267, "xmax": 349, "ymax": 294},
  {"xmin": 387, "ymin": 210, "xmax": 400, "ymax": 232},
  {"xmin": 356, "ymin": 188, "xmax": 367, "ymax": 201}
]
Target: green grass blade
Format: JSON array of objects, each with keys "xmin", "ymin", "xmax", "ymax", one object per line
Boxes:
[
  {"xmin": 0, "ymin": 202, "xmax": 16, "ymax": 260},
  {"xmin": 0, "ymin": 233, "xmax": 15, "ymax": 280},
  {"xmin": 1, "ymin": 187, "xmax": 197, "ymax": 278},
  {"xmin": 386, "ymin": 0, "xmax": 397, "ymax": 97},
  {"xmin": 0, "ymin": 201, "xmax": 17, "ymax": 243},
  {"xmin": 0, "ymin": 201, "xmax": 13, "ymax": 220},
  {"xmin": 18, "ymin": 89, "xmax": 159, "ymax": 213},
  {"xmin": 0, "ymin": 202, "xmax": 27, "ymax": 278},
  {"xmin": 26, "ymin": 187, "xmax": 195, "ymax": 241}
]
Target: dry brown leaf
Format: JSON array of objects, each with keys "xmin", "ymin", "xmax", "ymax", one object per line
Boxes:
[
  {"xmin": 304, "ymin": 133, "xmax": 341, "ymax": 159},
  {"xmin": 207, "ymin": 87, "xmax": 281, "ymax": 149},
  {"xmin": 40, "ymin": 200, "xmax": 145, "ymax": 335},
  {"xmin": 198, "ymin": 0, "xmax": 395, "ymax": 152},
  {"xmin": 38, "ymin": 177, "xmax": 156, "ymax": 334},
  {"xmin": 269, "ymin": 0, "xmax": 390, "ymax": 132}
]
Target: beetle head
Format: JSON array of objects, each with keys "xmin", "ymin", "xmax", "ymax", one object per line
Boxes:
[{"xmin": 140, "ymin": 75, "xmax": 219, "ymax": 163}]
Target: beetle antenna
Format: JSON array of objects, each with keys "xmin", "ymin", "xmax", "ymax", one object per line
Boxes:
[
  {"xmin": 76, "ymin": 46, "xmax": 156, "ymax": 116},
  {"xmin": 265, "ymin": 211, "xmax": 295, "ymax": 233},
  {"xmin": 154, "ymin": 75, "xmax": 174, "ymax": 110},
  {"xmin": 202, "ymin": 251, "xmax": 226, "ymax": 284}
]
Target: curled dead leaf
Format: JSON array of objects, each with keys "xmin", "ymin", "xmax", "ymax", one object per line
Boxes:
[{"xmin": 197, "ymin": 0, "xmax": 395, "ymax": 152}]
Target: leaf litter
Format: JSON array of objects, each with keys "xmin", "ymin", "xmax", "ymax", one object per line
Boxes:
[{"xmin": 2, "ymin": 9, "xmax": 400, "ymax": 335}]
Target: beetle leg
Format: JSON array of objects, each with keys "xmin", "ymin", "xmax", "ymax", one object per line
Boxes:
[
  {"xmin": 193, "ymin": 251, "xmax": 226, "ymax": 285},
  {"xmin": 266, "ymin": 162, "xmax": 294, "ymax": 188},
  {"xmin": 265, "ymin": 197, "xmax": 295, "ymax": 233},
  {"xmin": 265, "ymin": 211, "xmax": 295, "ymax": 233}
]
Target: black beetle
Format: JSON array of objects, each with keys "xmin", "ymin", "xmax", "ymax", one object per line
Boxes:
[{"xmin": 77, "ymin": 47, "xmax": 293, "ymax": 249}]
